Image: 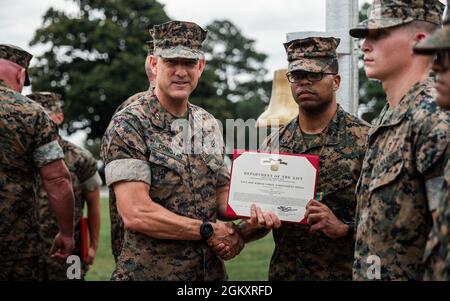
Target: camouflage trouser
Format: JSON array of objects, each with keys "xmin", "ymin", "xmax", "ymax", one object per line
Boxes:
[
  {"xmin": 40, "ymin": 256, "xmax": 88, "ymax": 281},
  {"xmin": 0, "ymin": 257, "xmax": 41, "ymax": 281},
  {"xmin": 423, "ymin": 256, "xmax": 449, "ymax": 281}
]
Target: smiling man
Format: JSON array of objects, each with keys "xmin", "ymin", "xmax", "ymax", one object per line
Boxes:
[
  {"xmin": 101, "ymin": 21, "xmax": 244, "ymax": 281},
  {"xmin": 237, "ymin": 37, "xmax": 369, "ymax": 280},
  {"xmin": 350, "ymin": 0, "xmax": 450, "ymax": 280}
]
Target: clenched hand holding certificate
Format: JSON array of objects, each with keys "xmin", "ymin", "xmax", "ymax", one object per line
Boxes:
[{"xmin": 226, "ymin": 150, "xmax": 319, "ymax": 223}]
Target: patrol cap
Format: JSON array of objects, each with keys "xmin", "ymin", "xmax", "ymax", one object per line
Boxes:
[
  {"xmin": 27, "ymin": 92, "xmax": 62, "ymax": 114},
  {"xmin": 414, "ymin": 3, "xmax": 450, "ymax": 54},
  {"xmin": 284, "ymin": 37, "xmax": 340, "ymax": 73},
  {"xmin": 350, "ymin": 0, "xmax": 444, "ymax": 38},
  {"xmin": 147, "ymin": 28, "xmax": 155, "ymax": 56},
  {"xmin": 152, "ymin": 20, "xmax": 207, "ymax": 60},
  {"xmin": 0, "ymin": 44, "xmax": 33, "ymax": 86}
]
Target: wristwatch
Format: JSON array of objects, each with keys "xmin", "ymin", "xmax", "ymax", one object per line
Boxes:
[{"xmin": 200, "ymin": 221, "xmax": 214, "ymax": 241}]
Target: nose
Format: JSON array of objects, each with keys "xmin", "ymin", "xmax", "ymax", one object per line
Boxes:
[
  {"xmin": 174, "ymin": 65, "xmax": 188, "ymax": 77},
  {"xmin": 361, "ymin": 38, "xmax": 372, "ymax": 54},
  {"xmin": 297, "ymin": 78, "xmax": 312, "ymax": 86}
]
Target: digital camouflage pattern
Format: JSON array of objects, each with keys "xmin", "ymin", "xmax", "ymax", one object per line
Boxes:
[
  {"xmin": 26, "ymin": 91, "xmax": 101, "ymax": 280},
  {"xmin": 108, "ymin": 30, "xmax": 155, "ymax": 261},
  {"xmin": 0, "ymin": 44, "xmax": 32, "ymax": 69},
  {"xmin": 0, "ymin": 81, "xmax": 64, "ymax": 280},
  {"xmin": 261, "ymin": 105, "xmax": 370, "ymax": 280},
  {"xmin": 37, "ymin": 139, "xmax": 101, "ymax": 280},
  {"xmin": 414, "ymin": 3, "xmax": 450, "ymax": 54},
  {"xmin": 0, "ymin": 44, "xmax": 33, "ymax": 85},
  {"xmin": 109, "ymin": 89, "xmax": 152, "ymax": 262},
  {"xmin": 101, "ymin": 93, "xmax": 230, "ymax": 280},
  {"xmin": 350, "ymin": 0, "xmax": 444, "ymax": 38},
  {"xmin": 353, "ymin": 78, "xmax": 450, "ymax": 280},
  {"xmin": 27, "ymin": 92, "xmax": 62, "ymax": 114},
  {"xmin": 284, "ymin": 37, "xmax": 340, "ymax": 73},
  {"xmin": 423, "ymin": 150, "xmax": 450, "ymax": 280},
  {"xmin": 0, "ymin": 257, "xmax": 42, "ymax": 281},
  {"xmin": 153, "ymin": 20, "xmax": 207, "ymax": 60}
]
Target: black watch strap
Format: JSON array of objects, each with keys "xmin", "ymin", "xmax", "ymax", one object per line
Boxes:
[{"xmin": 200, "ymin": 221, "xmax": 214, "ymax": 241}]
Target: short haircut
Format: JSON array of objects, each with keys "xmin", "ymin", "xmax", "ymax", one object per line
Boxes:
[{"xmin": 404, "ymin": 20, "xmax": 439, "ymax": 36}]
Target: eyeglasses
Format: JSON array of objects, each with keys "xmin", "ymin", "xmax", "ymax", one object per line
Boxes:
[
  {"xmin": 433, "ymin": 50, "xmax": 450, "ymax": 71},
  {"xmin": 286, "ymin": 71, "xmax": 336, "ymax": 83}
]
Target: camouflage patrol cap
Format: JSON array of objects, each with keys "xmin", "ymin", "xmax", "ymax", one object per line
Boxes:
[
  {"xmin": 0, "ymin": 44, "xmax": 33, "ymax": 86},
  {"xmin": 147, "ymin": 28, "xmax": 155, "ymax": 56},
  {"xmin": 284, "ymin": 37, "xmax": 340, "ymax": 73},
  {"xmin": 27, "ymin": 92, "xmax": 62, "ymax": 114},
  {"xmin": 152, "ymin": 20, "xmax": 207, "ymax": 60},
  {"xmin": 350, "ymin": 0, "xmax": 445, "ymax": 38},
  {"xmin": 414, "ymin": 3, "xmax": 450, "ymax": 54}
]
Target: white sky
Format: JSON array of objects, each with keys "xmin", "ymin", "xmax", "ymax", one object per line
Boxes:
[
  {"xmin": 0, "ymin": 0, "xmax": 374, "ymax": 146},
  {"xmin": 0, "ymin": 0, "xmax": 373, "ymax": 79}
]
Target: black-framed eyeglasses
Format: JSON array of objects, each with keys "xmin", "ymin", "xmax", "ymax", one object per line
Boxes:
[{"xmin": 286, "ymin": 71, "xmax": 337, "ymax": 83}]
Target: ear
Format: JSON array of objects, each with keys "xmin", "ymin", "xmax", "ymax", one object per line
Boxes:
[
  {"xmin": 333, "ymin": 74, "xmax": 341, "ymax": 91},
  {"xmin": 198, "ymin": 59, "xmax": 206, "ymax": 74},
  {"xmin": 149, "ymin": 55, "xmax": 158, "ymax": 75},
  {"xmin": 52, "ymin": 112, "xmax": 64, "ymax": 126},
  {"xmin": 413, "ymin": 32, "xmax": 428, "ymax": 45},
  {"xmin": 16, "ymin": 68, "xmax": 26, "ymax": 88}
]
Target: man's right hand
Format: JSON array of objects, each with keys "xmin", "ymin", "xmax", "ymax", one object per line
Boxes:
[
  {"xmin": 50, "ymin": 232, "xmax": 74, "ymax": 261},
  {"xmin": 207, "ymin": 222, "xmax": 244, "ymax": 260}
]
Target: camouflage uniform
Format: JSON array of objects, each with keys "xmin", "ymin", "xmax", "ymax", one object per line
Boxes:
[
  {"xmin": 260, "ymin": 37, "xmax": 370, "ymax": 280},
  {"xmin": 414, "ymin": 3, "xmax": 450, "ymax": 281},
  {"xmin": 109, "ymin": 32, "xmax": 155, "ymax": 263},
  {"xmin": 0, "ymin": 45, "xmax": 64, "ymax": 280},
  {"xmin": 262, "ymin": 107, "xmax": 369, "ymax": 280},
  {"xmin": 349, "ymin": 1, "xmax": 450, "ymax": 280},
  {"xmin": 101, "ymin": 21, "xmax": 230, "ymax": 281},
  {"xmin": 27, "ymin": 92, "xmax": 102, "ymax": 281}
]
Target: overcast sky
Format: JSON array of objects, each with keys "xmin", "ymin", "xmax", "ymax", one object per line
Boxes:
[
  {"xmin": 0, "ymin": 0, "xmax": 372, "ymax": 79},
  {"xmin": 0, "ymin": 0, "xmax": 370, "ymax": 145}
]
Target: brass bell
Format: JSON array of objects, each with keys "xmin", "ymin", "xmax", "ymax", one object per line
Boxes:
[{"xmin": 256, "ymin": 69, "xmax": 298, "ymax": 128}]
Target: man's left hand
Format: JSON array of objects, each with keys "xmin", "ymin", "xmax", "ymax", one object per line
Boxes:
[{"xmin": 304, "ymin": 199, "xmax": 348, "ymax": 239}]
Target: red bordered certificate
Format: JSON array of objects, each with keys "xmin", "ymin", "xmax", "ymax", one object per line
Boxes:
[{"xmin": 226, "ymin": 149, "xmax": 319, "ymax": 224}]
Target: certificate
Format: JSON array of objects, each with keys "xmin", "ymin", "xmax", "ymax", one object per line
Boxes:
[{"xmin": 226, "ymin": 149, "xmax": 319, "ymax": 223}]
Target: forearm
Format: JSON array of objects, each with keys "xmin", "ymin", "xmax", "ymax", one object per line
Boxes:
[
  {"xmin": 41, "ymin": 162, "xmax": 75, "ymax": 236},
  {"xmin": 116, "ymin": 182, "xmax": 204, "ymax": 240},
  {"xmin": 216, "ymin": 184, "xmax": 235, "ymax": 221},
  {"xmin": 85, "ymin": 188, "xmax": 101, "ymax": 249},
  {"xmin": 236, "ymin": 220, "xmax": 270, "ymax": 243},
  {"xmin": 123, "ymin": 200, "xmax": 203, "ymax": 240}
]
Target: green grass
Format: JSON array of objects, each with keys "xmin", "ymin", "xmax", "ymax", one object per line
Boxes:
[{"xmin": 85, "ymin": 197, "xmax": 274, "ymax": 281}]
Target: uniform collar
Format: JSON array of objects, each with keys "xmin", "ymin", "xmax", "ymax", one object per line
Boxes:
[
  {"xmin": 369, "ymin": 77, "xmax": 434, "ymax": 137},
  {"xmin": 148, "ymin": 94, "xmax": 190, "ymax": 133},
  {"xmin": 279, "ymin": 104, "xmax": 345, "ymax": 153}
]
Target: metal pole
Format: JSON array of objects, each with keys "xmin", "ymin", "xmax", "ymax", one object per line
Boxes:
[{"xmin": 326, "ymin": 0, "xmax": 359, "ymax": 115}]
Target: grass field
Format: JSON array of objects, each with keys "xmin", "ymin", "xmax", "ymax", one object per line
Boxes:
[{"xmin": 85, "ymin": 197, "xmax": 275, "ymax": 281}]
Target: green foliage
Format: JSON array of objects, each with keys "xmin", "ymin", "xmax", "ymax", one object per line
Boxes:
[
  {"xmin": 29, "ymin": 0, "xmax": 170, "ymax": 143},
  {"xmin": 357, "ymin": 2, "xmax": 386, "ymax": 123},
  {"xmin": 29, "ymin": 4, "xmax": 270, "ymax": 149}
]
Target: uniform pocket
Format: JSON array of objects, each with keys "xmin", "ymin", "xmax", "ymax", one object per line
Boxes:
[{"xmin": 368, "ymin": 154, "xmax": 404, "ymax": 193}]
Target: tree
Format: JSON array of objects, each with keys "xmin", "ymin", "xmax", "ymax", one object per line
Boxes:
[
  {"xmin": 192, "ymin": 19, "xmax": 270, "ymax": 124},
  {"xmin": 29, "ymin": 0, "xmax": 170, "ymax": 148},
  {"xmin": 29, "ymin": 5, "xmax": 270, "ymax": 155},
  {"xmin": 357, "ymin": 2, "xmax": 386, "ymax": 123}
]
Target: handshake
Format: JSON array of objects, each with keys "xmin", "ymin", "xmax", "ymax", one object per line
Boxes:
[{"xmin": 206, "ymin": 204, "xmax": 281, "ymax": 261}]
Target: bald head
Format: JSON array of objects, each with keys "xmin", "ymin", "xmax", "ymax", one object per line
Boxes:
[{"xmin": 0, "ymin": 58, "xmax": 26, "ymax": 92}]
